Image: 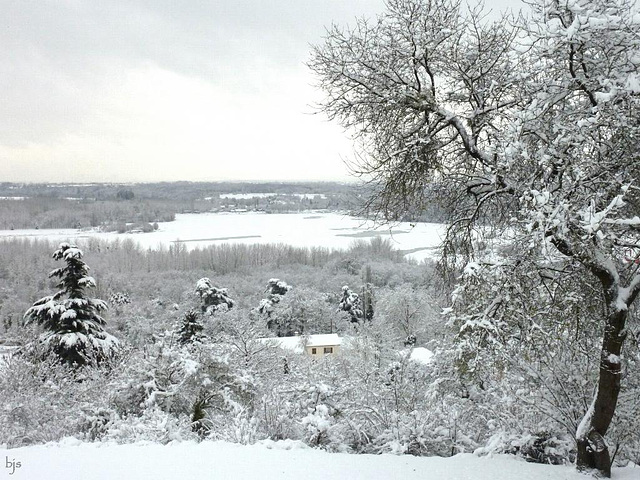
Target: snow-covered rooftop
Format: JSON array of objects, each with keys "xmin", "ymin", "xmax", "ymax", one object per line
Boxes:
[
  {"xmin": 305, "ymin": 334, "xmax": 341, "ymax": 347},
  {"xmin": 261, "ymin": 336, "xmax": 305, "ymax": 354},
  {"xmin": 261, "ymin": 334, "xmax": 342, "ymax": 353},
  {"xmin": 409, "ymin": 347, "xmax": 434, "ymax": 365}
]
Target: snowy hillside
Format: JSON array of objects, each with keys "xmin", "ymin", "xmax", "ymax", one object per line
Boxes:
[{"xmin": 4, "ymin": 439, "xmax": 637, "ymax": 480}]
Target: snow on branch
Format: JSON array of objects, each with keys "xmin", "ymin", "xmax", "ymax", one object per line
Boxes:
[{"xmin": 579, "ymin": 195, "xmax": 625, "ymax": 235}]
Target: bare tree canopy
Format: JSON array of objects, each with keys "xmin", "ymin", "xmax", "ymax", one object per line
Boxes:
[{"xmin": 310, "ymin": 0, "xmax": 640, "ymax": 476}]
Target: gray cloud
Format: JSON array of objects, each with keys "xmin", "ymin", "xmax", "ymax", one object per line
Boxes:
[{"xmin": 0, "ymin": 0, "xmax": 516, "ymax": 182}]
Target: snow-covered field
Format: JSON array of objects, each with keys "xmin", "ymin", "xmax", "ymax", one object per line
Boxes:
[
  {"xmin": 218, "ymin": 192, "xmax": 328, "ymax": 200},
  {"xmin": 3, "ymin": 439, "xmax": 637, "ymax": 480},
  {"xmin": 0, "ymin": 212, "xmax": 446, "ymax": 261}
]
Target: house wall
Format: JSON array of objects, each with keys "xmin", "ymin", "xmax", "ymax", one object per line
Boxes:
[{"xmin": 305, "ymin": 344, "xmax": 340, "ymax": 357}]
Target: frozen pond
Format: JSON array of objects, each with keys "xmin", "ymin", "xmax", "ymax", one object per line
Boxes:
[{"xmin": 0, "ymin": 212, "xmax": 446, "ymax": 261}]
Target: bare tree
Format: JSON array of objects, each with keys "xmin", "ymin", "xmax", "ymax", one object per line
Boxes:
[{"xmin": 310, "ymin": 0, "xmax": 640, "ymax": 475}]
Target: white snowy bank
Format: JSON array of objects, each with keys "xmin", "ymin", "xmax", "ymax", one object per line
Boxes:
[{"xmin": 1, "ymin": 439, "xmax": 637, "ymax": 480}]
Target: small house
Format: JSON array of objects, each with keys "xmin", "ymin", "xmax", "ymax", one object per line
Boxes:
[
  {"xmin": 262, "ymin": 333, "xmax": 342, "ymax": 357},
  {"xmin": 304, "ymin": 334, "xmax": 341, "ymax": 357}
]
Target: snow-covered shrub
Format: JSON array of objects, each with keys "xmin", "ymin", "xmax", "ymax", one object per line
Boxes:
[
  {"xmin": 351, "ymin": 353, "xmax": 469, "ymax": 457},
  {"xmin": 267, "ymin": 344, "xmax": 441, "ymax": 455},
  {"xmin": 518, "ymin": 432, "xmax": 575, "ymax": 465},
  {"xmin": 81, "ymin": 408, "xmax": 116, "ymax": 442},
  {"xmin": 112, "ymin": 314, "xmax": 156, "ymax": 348},
  {"xmin": 110, "ymin": 339, "xmax": 256, "ymax": 438},
  {"xmin": 108, "ymin": 291, "xmax": 131, "ymax": 306},
  {"xmin": 266, "ymin": 278, "xmax": 292, "ymax": 297},
  {"xmin": 475, "ymin": 431, "xmax": 575, "ymax": 465},
  {"xmin": 293, "ymin": 382, "xmax": 351, "ymax": 452},
  {"xmin": 339, "ymin": 286, "xmax": 363, "ymax": 322},
  {"xmin": 102, "ymin": 406, "xmax": 196, "ymax": 444},
  {"xmin": 302, "ymin": 404, "xmax": 335, "ymax": 447},
  {"xmin": 0, "ymin": 352, "xmax": 110, "ymax": 447},
  {"xmin": 256, "ymin": 389, "xmax": 304, "ymax": 442},
  {"xmin": 107, "ymin": 291, "xmax": 131, "ymax": 318},
  {"xmin": 206, "ymin": 388, "xmax": 261, "ymax": 445},
  {"xmin": 109, "ymin": 346, "xmax": 179, "ymax": 417}
]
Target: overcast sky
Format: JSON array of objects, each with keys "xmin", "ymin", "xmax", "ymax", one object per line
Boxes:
[{"xmin": 1, "ymin": 0, "xmax": 516, "ymax": 184}]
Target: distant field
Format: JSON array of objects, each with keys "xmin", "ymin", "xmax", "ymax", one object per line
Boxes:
[
  {"xmin": 216, "ymin": 193, "xmax": 328, "ymax": 200},
  {"xmin": 0, "ymin": 212, "xmax": 445, "ymax": 261}
]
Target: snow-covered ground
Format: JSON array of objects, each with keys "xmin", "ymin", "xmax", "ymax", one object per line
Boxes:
[
  {"xmin": 2, "ymin": 439, "xmax": 636, "ymax": 480},
  {"xmin": 217, "ymin": 193, "xmax": 328, "ymax": 200},
  {"xmin": 0, "ymin": 212, "xmax": 446, "ymax": 261}
]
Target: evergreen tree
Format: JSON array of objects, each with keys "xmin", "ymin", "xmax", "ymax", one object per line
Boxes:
[
  {"xmin": 24, "ymin": 243, "xmax": 119, "ymax": 366},
  {"xmin": 195, "ymin": 278, "xmax": 235, "ymax": 315},
  {"xmin": 258, "ymin": 278, "xmax": 294, "ymax": 336},
  {"xmin": 361, "ymin": 284, "xmax": 374, "ymax": 322},
  {"xmin": 360, "ymin": 265, "xmax": 375, "ymax": 321},
  {"xmin": 258, "ymin": 278, "xmax": 291, "ymax": 316},
  {"xmin": 266, "ymin": 278, "xmax": 291, "ymax": 297},
  {"xmin": 339, "ymin": 285, "xmax": 363, "ymax": 323},
  {"xmin": 177, "ymin": 309, "xmax": 205, "ymax": 345}
]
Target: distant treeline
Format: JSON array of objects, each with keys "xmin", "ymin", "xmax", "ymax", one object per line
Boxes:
[
  {"xmin": 0, "ymin": 181, "xmax": 364, "ymax": 231},
  {"xmin": 0, "ymin": 181, "xmax": 450, "ymax": 231},
  {"xmin": 51, "ymin": 234, "xmax": 408, "ymax": 275},
  {"xmin": 0, "ymin": 181, "xmax": 357, "ymax": 201},
  {"xmin": 0, "ymin": 197, "xmax": 176, "ymax": 231}
]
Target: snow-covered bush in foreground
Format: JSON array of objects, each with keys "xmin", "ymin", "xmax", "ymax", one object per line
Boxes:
[
  {"xmin": 109, "ymin": 336, "xmax": 256, "ymax": 440},
  {"xmin": 0, "ymin": 352, "xmax": 111, "ymax": 447},
  {"xmin": 101, "ymin": 407, "xmax": 196, "ymax": 445},
  {"xmin": 475, "ymin": 431, "xmax": 575, "ymax": 465}
]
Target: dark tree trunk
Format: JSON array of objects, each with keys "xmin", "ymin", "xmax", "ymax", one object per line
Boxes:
[
  {"xmin": 575, "ymin": 303, "xmax": 628, "ymax": 477},
  {"xmin": 550, "ymin": 236, "xmax": 640, "ymax": 477}
]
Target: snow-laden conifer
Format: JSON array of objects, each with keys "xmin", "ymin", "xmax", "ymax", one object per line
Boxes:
[
  {"xmin": 177, "ymin": 309, "xmax": 205, "ymax": 345},
  {"xmin": 258, "ymin": 278, "xmax": 291, "ymax": 317},
  {"xmin": 195, "ymin": 277, "xmax": 235, "ymax": 314},
  {"xmin": 338, "ymin": 285, "xmax": 363, "ymax": 322},
  {"xmin": 24, "ymin": 242, "xmax": 119, "ymax": 366},
  {"xmin": 258, "ymin": 278, "xmax": 295, "ymax": 335}
]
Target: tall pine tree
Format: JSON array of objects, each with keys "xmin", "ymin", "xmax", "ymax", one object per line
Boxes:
[{"xmin": 24, "ymin": 243, "xmax": 119, "ymax": 366}]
